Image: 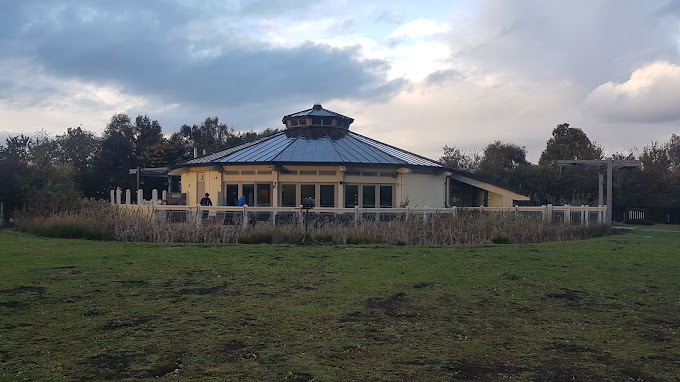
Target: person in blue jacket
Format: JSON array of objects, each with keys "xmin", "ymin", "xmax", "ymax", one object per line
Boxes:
[{"xmin": 236, "ymin": 195, "xmax": 247, "ymax": 206}]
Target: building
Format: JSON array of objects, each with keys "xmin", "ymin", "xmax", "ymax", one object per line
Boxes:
[{"xmin": 169, "ymin": 104, "xmax": 529, "ymax": 208}]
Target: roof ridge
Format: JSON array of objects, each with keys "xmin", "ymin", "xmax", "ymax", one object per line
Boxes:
[
  {"xmin": 322, "ymin": 127, "xmax": 351, "ymax": 162},
  {"xmin": 270, "ymin": 129, "xmax": 302, "ymax": 162}
]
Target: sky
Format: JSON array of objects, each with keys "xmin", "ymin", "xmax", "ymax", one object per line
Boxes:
[{"xmin": 1, "ymin": 0, "xmax": 680, "ymax": 163}]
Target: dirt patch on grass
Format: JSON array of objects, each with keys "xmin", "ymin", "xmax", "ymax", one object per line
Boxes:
[
  {"xmin": 443, "ymin": 359, "xmax": 520, "ymax": 380},
  {"xmin": 0, "ymin": 286, "xmax": 46, "ymax": 295},
  {"xmin": 101, "ymin": 316, "xmax": 152, "ymax": 330},
  {"xmin": 179, "ymin": 282, "xmax": 238, "ymax": 295},
  {"xmin": 546, "ymin": 288, "xmax": 587, "ymax": 301},
  {"xmin": 83, "ymin": 352, "xmax": 135, "ymax": 380},
  {"xmin": 413, "ymin": 281, "xmax": 438, "ymax": 288},
  {"xmin": 545, "ymin": 342, "xmax": 596, "ymax": 354},
  {"xmin": 285, "ymin": 371, "xmax": 314, "ymax": 381},
  {"xmin": 81, "ymin": 351, "xmax": 182, "ymax": 380},
  {"xmin": 0, "ymin": 301, "xmax": 25, "ymax": 309},
  {"xmin": 217, "ymin": 340, "xmax": 266, "ymax": 362},
  {"xmin": 365, "ymin": 293, "xmax": 407, "ymax": 310}
]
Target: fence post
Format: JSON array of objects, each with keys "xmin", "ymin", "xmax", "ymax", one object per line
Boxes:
[
  {"xmin": 152, "ymin": 189, "xmax": 158, "ymax": 205},
  {"xmin": 125, "ymin": 189, "xmax": 131, "ymax": 205},
  {"xmin": 243, "ymin": 205, "xmax": 249, "ymax": 228},
  {"xmin": 584, "ymin": 206, "xmax": 589, "ymax": 226},
  {"xmin": 405, "ymin": 206, "xmax": 410, "ymax": 222},
  {"xmin": 547, "ymin": 204, "xmax": 553, "ymax": 223},
  {"xmin": 581, "ymin": 205, "xmax": 586, "ymax": 226},
  {"xmin": 452, "ymin": 206, "xmax": 456, "ymax": 218},
  {"xmin": 565, "ymin": 205, "xmax": 571, "ymax": 223},
  {"xmin": 116, "ymin": 188, "xmax": 122, "ymax": 205},
  {"xmin": 514, "ymin": 205, "xmax": 519, "ymax": 217},
  {"xmin": 137, "ymin": 189, "xmax": 144, "ymax": 205},
  {"xmin": 162, "ymin": 190, "xmax": 167, "ymax": 203},
  {"xmin": 354, "ymin": 206, "xmax": 360, "ymax": 224},
  {"xmin": 110, "ymin": 190, "xmax": 115, "ymax": 205}
]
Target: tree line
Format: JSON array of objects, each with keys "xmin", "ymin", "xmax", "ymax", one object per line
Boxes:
[
  {"xmin": 439, "ymin": 123, "xmax": 680, "ymax": 222},
  {"xmin": 0, "ymin": 113, "xmax": 277, "ymax": 219},
  {"xmin": 1, "ymin": 117, "xmax": 678, "ymax": 223}
]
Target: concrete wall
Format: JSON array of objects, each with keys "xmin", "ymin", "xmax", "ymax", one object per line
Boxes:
[{"xmin": 399, "ymin": 173, "xmax": 446, "ymax": 208}]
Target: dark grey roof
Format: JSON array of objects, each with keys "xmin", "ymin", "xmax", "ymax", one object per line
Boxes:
[
  {"xmin": 178, "ymin": 127, "xmax": 442, "ymax": 169},
  {"xmin": 282, "ymin": 103, "xmax": 354, "ymax": 127}
]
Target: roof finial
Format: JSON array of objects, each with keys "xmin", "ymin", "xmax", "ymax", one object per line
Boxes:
[{"xmin": 313, "ymin": 103, "xmax": 322, "ymax": 110}]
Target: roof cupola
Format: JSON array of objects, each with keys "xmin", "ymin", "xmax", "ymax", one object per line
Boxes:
[{"xmin": 282, "ymin": 104, "xmax": 354, "ymax": 129}]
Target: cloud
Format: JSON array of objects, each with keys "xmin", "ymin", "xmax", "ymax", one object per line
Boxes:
[
  {"xmin": 450, "ymin": 0, "xmax": 680, "ymax": 87},
  {"xmin": 389, "ymin": 19, "xmax": 449, "ymax": 38},
  {"xmin": 2, "ymin": 1, "xmax": 404, "ymax": 112},
  {"xmin": 584, "ymin": 61, "xmax": 680, "ymax": 123}
]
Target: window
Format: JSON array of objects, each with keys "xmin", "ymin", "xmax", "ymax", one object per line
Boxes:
[
  {"xmin": 257, "ymin": 184, "xmax": 271, "ymax": 206},
  {"xmin": 281, "ymin": 184, "xmax": 296, "ymax": 207},
  {"xmin": 241, "ymin": 171, "xmax": 255, "ymax": 175},
  {"xmin": 320, "ymin": 185, "xmax": 335, "ymax": 207},
  {"xmin": 312, "ymin": 118, "xmax": 321, "ymax": 125},
  {"xmin": 345, "ymin": 185, "xmax": 359, "ymax": 207},
  {"xmin": 225, "ymin": 184, "xmax": 238, "ymax": 206},
  {"xmin": 242, "ymin": 184, "xmax": 254, "ymax": 206},
  {"xmin": 380, "ymin": 186, "xmax": 393, "ymax": 208},
  {"xmin": 319, "ymin": 171, "xmax": 336, "ymax": 176},
  {"xmin": 362, "ymin": 172, "xmax": 378, "ymax": 177},
  {"xmin": 362, "ymin": 185, "xmax": 376, "ymax": 208},
  {"xmin": 301, "ymin": 184, "xmax": 315, "ymax": 205},
  {"xmin": 299, "ymin": 170, "xmax": 316, "ymax": 175}
]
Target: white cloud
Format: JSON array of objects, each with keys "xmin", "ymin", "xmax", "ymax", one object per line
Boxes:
[
  {"xmin": 0, "ymin": 58, "xmax": 151, "ymax": 136},
  {"xmin": 584, "ymin": 61, "xmax": 680, "ymax": 123},
  {"xmin": 389, "ymin": 19, "xmax": 449, "ymax": 38}
]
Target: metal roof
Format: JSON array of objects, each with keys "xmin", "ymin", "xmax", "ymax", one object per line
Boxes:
[
  {"xmin": 177, "ymin": 126, "xmax": 442, "ymax": 169},
  {"xmin": 282, "ymin": 103, "xmax": 354, "ymax": 126}
]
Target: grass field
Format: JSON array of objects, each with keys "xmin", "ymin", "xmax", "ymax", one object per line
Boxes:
[{"xmin": 1, "ymin": 228, "xmax": 679, "ymax": 381}]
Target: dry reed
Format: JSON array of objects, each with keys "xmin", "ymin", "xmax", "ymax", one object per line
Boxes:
[{"xmin": 17, "ymin": 200, "xmax": 611, "ymax": 244}]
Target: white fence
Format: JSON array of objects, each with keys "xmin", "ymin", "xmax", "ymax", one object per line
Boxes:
[{"xmin": 111, "ymin": 189, "xmax": 607, "ymax": 226}]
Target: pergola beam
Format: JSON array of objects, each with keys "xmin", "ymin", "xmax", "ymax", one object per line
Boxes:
[{"xmin": 552, "ymin": 159, "xmax": 641, "ymax": 225}]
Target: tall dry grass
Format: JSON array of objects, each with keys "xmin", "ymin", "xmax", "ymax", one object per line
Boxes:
[{"xmin": 17, "ymin": 200, "xmax": 611, "ymax": 244}]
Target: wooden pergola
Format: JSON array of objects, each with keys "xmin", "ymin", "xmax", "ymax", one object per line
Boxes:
[{"xmin": 552, "ymin": 159, "xmax": 641, "ymax": 224}]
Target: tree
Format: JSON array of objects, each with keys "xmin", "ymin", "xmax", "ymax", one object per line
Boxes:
[
  {"xmin": 97, "ymin": 113, "xmax": 137, "ymax": 194},
  {"xmin": 55, "ymin": 126, "xmax": 102, "ymax": 198},
  {"xmin": 476, "ymin": 141, "xmax": 534, "ymax": 191},
  {"xmin": 539, "ymin": 123, "xmax": 603, "ymax": 164},
  {"xmin": 438, "ymin": 145, "xmax": 481, "ymax": 173}
]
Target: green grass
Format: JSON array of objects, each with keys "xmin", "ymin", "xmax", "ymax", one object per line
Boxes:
[{"xmin": 1, "ymin": 229, "xmax": 679, "ymax": 381}]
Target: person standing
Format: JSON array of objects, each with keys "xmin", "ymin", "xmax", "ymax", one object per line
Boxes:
[{"xmin": 200, "ymin": 193, "xmax": 212, "ymax": 206}]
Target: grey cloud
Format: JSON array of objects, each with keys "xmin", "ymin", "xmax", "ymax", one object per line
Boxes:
[
  {"xmin": 424, "ymin": 69, "xmax": 464, "ymax": 87},
  {"xmin": 1, "ymin": 1, "xmax": 404, "ymax": 111},
  {"xmin": 454, "ymin": 0, "xmax": 680, "ymax": 87}
]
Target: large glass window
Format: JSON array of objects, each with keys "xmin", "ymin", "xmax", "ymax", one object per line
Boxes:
[
  {"xmin": 257, "ymin": 184, "xmax": 271, "ymax": 206},
  {"xmin": 301, "ymin": 184, "xmax": 315, "ymax": 205},
  {"xmin": 242, "ymin": 184, "xmax": 255, "ymax": 206},
  {"xmin": 362, "ymin": 185, "xmax": 376, "ymax": 208},
  {"xmin": 225, "ymin": 184, "xmax": 238, "ymax": 206},
  {"xmin": 320, "ymin": 185, "xmax": 335, "ymax": 207},
  {"xmin": 281, "ymin": 184, "xmax": 296, "ymax": 207},
  {"xmin": 380, "ymin": 185, "xmax": 393, "ymax": 208},
  {"xmin": 345, "ymin": 185, "xmax": 359, "ymax": 207}
]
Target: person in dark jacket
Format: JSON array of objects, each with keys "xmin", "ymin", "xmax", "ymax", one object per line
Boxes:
[{"xmin": 200, "ymin": 193, "xmax": 212, "ymax": 206}]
